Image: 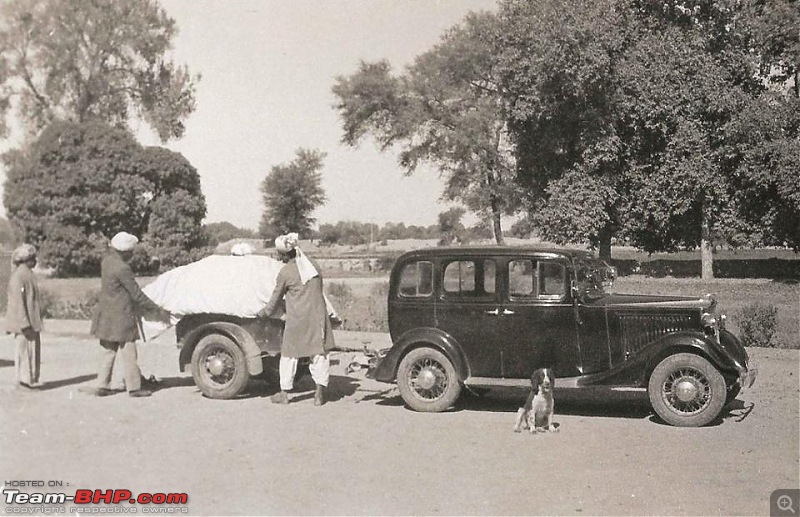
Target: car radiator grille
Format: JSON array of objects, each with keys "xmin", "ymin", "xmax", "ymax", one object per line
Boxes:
[{"xmin": 618, "ymin": 314, "xmax": 695, "ymax": 357}]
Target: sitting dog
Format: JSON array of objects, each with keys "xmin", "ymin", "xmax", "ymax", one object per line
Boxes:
[{"xmin": 514, "ymin": 368, "xmax": 558, "ymax": 434}]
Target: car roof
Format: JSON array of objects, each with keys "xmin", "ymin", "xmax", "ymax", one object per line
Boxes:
[{"xmin": 396, "ymin": 246, "xmax": 595, "ymax": 261}]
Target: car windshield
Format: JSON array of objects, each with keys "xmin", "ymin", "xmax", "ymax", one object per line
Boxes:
[{"xmin": 575, "ymin": 259, "xmax": 616, "ymax": 299}]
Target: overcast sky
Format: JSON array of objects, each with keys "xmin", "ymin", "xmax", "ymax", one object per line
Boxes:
[{"xmin": 123, "ymin": 0, "xmax": 498, "ymax": 230}]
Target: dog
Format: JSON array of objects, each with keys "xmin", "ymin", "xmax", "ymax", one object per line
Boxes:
[{"xmin": 514, "ymin": 368, "xmax": 558, "ymax": 434}]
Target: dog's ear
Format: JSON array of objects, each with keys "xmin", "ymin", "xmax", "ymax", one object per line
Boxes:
[{"xmin": 530, "ymin": 368, "xmax": 543, "ymax": 388}]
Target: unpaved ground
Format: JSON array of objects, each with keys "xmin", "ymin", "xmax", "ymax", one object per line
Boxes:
[{"xmin": 1, "ymin": 322, "xmax": 798, "ymax": 516}]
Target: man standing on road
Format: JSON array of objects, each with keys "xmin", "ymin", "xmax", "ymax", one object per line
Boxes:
[
  {"xmin": 5, "ymin": 244, "xmax": 43, "ymax": 389},
  {"xmin": 258, "ymin": 232, "xmax": 335, "ymax": 406},
  {"xmin": 89, "ymin": 231, "xmax": 168, "ymax": 398}
]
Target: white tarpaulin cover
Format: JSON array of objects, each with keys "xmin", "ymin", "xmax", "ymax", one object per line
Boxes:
[{"xmin": 142, "ymin": 255, "xmax": 287, "ymax": 319}]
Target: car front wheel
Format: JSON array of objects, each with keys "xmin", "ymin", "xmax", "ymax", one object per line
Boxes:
[
  {"xmin": 648, "ymin": 353, "xmax": 726, "ymax": 427},
  {"xmin": 397, "ymin": 347, "xmax": 461, "ymax": 412},
  {"xmin": 191, "ymin": 333, "xmax": 249, "ymax": 399}
]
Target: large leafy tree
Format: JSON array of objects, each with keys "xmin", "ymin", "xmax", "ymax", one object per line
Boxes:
[
  {"xmin": 495, "ymin": 0, "xmax": 798, "ymax": 276},
  {"xmin": 332, "ymin": 13, "xmax": 522, "ymax": 244},
  {"xmin": 0, "ymin": 0, "xmax": 198, "ymax": 142},
  {"xmin": 3, "ymin": 120, "xmax": 208, "ymax": 275},
  {"xmin": 259, "ymin": 148, "xmax": 327, "ymax": 241}
]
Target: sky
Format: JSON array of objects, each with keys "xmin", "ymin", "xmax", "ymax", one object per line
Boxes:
[{"xmin": 122, "ymin": 0, "xmax": 498, "ymax": 231}]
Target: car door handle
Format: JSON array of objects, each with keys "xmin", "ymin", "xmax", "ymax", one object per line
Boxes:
[
  {"xmin": 485, "ymin": 308, "xmax": 499, "ymax": 315},
  {"xmin": 502, "ymin": 309, "xmax": 515, "ymax": 315}
]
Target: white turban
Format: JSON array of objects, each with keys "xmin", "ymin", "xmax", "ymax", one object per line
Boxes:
[
  {"xmin": 274, "ymin": 232, "xmax": 318, "ymax": 284},
  {"xmin": 12, "ymin": 243, "xmax": 36, "ymax": 265},
  {"xmin": 110, "ymin": 232, "xmax": 139, "ymax": 252},
  {"xmin": 231, "ymin": 243, "xmax": 254, "ymax": 256}
]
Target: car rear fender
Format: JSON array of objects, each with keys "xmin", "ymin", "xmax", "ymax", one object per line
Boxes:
[
  {"xmin": 385, "ymin": 327, "xmax": 469, "ymax": 381},
  {"xmin": 643, "ymin": 331, "xmax": 739, "ymax": 385},
  {"xmin": 178, "ymin": 321, "xmax": 264, "ymax": 376}
]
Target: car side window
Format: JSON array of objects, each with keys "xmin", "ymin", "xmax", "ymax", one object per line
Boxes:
[
  {"xmin": 398, "ymin": 261, "xmax": 433, "ymax": 298},
  {"xmin": 539, "ymin": 261, "xmax": 566, "ymax": 299},
  {"xmin": 508, "ymin": 259, "xmax": 566, "ymax": 300},
  {"xmin": 509, "ymin": 259, "xmax": 534, "ymax": 296},
  {"xmin": 483, "ymin": 260, "xmax": 496, "ymax": 294},
  {"xmin": 443, "ymin": 261, "xmax": 476, "ymax": 293}
]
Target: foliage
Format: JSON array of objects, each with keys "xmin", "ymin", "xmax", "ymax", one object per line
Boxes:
[
  {"xmin": 204, "ymin": 222, "xmax": 257, "ymax": 245},
  {"xmin": 0, "ymin": 217, "xmax": 18, "ymax": 246},
  {"xmin": 2, "ymin": 120, "xmax": 208, "ymax": 275},
  {"xmin": 332, "ymin": 13, "xmax": 524, "ymax": 244},
  {"xmin": 437, "ymin": 207, "xmax": 466, "ymax": 245},
  {"xmin": 38, "ymin": 286, "xmax": 98, "ymax": 319},
  {"xmin": 494, "ymin": 0, "xmax": 800, "ymax": 269},
  {"xmin": 0, "ymin": 0, "xmax": 198, "ymax": 142},
  {"xmin": 259, "ymin": 148, "xmax": 326, "ymax": 241},
  {"xmin": 735, "ymin": 303, "xmax": 780, "ymax": 348}
]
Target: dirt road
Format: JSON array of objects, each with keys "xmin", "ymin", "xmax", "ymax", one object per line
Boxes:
[{"xmin": 1, "ymin": 322, "xmax": 798, "ymax": 516}]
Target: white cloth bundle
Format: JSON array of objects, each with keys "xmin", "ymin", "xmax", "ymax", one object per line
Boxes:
[
  {"xmin": 142, "ymin": 255, "xmax": 285, "ymax": 319},
  {"xmin": 142, "ymin": 254, "xmax": 339, "ymax": 321}
]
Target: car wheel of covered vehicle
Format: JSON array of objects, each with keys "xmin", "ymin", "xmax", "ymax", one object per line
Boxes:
[
  {"xmin": 191, "ymin": 334, "xmax": 249, "ymax": 399},
  {"xmin": 648, "ymin": 353, "xmax": 726, "ymax": 427},
  {"xmin": 397, "ymin": 347, "xmax": 461, "ymax": 412}
]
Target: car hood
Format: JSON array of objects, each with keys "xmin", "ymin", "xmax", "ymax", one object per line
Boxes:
[{"xmin": 587, "ymin": 293, "xmax": 712, "ymax": 309}]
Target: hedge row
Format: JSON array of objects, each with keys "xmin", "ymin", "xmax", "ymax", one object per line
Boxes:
[{"xmin": 608, "ymin": 258, "xmax": 800, "ymax": 280}]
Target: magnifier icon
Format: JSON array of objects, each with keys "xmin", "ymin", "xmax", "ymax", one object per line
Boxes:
[{"xmin": 778, "ymin": 494, "xmax": 796, "ymax": 514}]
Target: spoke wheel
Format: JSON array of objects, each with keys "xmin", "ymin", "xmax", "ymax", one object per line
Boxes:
[
  {"xmin": 648, "ymin": 353, "xmax": 726, "ymax": 427},
  {"xmin": 397, "ymin": 347, "xmax": 461, "ymax": 412},
  {"xmin": 191, "ymin": 334, "xmax": 249, "ymax": 399}
]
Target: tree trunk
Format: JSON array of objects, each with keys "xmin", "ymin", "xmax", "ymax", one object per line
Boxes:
[
  {"xmin": 598, "ymin": 226, "xmax": 612, "ymax": 260},
  {"xmin": 491, "ymin": 207, "xmax": 505, "ymax": 245},
  {"xmin": 701, "ymin": 217, "xmax": 714, "ymax": 280}
]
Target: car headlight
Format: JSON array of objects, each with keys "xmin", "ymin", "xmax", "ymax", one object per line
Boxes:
[{"xmin": 702, "ymin": 311, "xmax": 720, "ymax": 341}]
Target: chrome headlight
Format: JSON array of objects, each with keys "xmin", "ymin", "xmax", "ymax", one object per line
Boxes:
[{"xmin": 702, "ymin": 311, "xmax": 721, "ymax": 341}]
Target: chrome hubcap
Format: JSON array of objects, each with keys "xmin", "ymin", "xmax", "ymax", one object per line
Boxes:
[
  {"xmin": 207, "ymin": 356, "xmax": 226, "ymax": 376},
  {"xmin": 408, "ymin": 358, "xmax": 447, "ymax": 401},
  {"xmin": 662, "ymin": 367, "xmax": 711, "ymax": 414}
]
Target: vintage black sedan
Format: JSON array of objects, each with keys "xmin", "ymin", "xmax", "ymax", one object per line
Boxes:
[{"xmin": 368, "ymin": 246, "xmax": 757, "ymax": 427}]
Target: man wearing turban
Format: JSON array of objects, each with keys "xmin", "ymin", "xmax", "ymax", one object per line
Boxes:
[
  {"xmin": 258, "ymin": 232, "xmax": 335, "ymax": 405},
  {"xmin": 89, "ymin": 232, "xmax": 169, "ymax": 397},
  {"xmin": 5, "ymin": 244, "xmax": 43, "ymax": 388}
]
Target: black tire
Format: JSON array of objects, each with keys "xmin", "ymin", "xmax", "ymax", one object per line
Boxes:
[
  {"xmin": 191, "ymin": 333, "xmax": 249, "ymax": 399},
  {"xmin": 648, "ymin": 353, "xmax": 726, "ymax": 427},
  {"xmin": 396, "ymin": 347, "xmax": 461, "ymax": 412}
]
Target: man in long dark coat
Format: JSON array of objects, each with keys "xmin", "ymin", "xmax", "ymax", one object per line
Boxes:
[
  {"xmin": 5, "ymin": 244, "xmax": 43, "ymax": 388},
  {"xmin": 258, "ymin": 232, "xmax": 335, "ymax": 405},
  {"xmin": 89, "ymin": 232, "xmax": 168, "ymax": 397}
]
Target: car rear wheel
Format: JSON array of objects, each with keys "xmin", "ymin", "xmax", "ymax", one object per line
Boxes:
[
  {"xmin": 397, "ymin": 347, "xmax": 461, "ymax": 412},
  {"xmin": 648, "ymin": 353, "xmax": 726, "ymax": 427},
  {"xmin": 191, "ymin": 333, "xmax": 249, "ymax": 399}
]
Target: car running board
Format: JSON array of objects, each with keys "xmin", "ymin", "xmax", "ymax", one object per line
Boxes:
[{"xmin": 463, "ymin": 376, "xmax": 645, "ymax": 392}]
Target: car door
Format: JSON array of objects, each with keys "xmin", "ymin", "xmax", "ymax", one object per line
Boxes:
[
  {"xmin": 500, "ymin": 256, "xmax": 581, "ymax": 379},
  {"xmin": 433, "ymin": 258, "xmax": 503, "ymax": 377}
]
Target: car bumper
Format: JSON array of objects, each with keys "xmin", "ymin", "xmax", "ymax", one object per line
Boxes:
[{"xmin": 738, "ymin": 365, "xmax": 757, "ymax": 389}]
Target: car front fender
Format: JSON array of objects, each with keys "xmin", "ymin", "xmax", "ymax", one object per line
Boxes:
[
  {"xmin": 643, "ymin": 331, "xmax": 741, "ymax": 384},
  {"xmin": 373, "ymin": 327, "xmax": 469, "ymax": 383},
  {"xmin": 178, "ymin": 321, "xmax": 264, "ymax": 377}
]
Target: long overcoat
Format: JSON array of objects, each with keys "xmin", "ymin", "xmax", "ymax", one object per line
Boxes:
[
  {"xmin": 262, "ymin": 257, "xmax": 335, "ymax": 358},
  {"xmin": 90, "ymin": 250, "xmax": 162, "ymax": 343},
  {"xmin": 5, "ymin": 263, "xmax": 42, "ymax": 334}
]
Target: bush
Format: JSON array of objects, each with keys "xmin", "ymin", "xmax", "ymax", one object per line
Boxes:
[
  {"xmin": 735, "ymin": 303, "xmax": 780, "ymax": 348},
  {"xmin": 39, "ymin": 287, "xmax": 99, "ymax": 320}
]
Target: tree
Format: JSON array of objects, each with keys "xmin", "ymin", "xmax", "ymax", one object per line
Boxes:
[
  {"xmin": 437, "ymin": 207, "xmax": 466, "ymax": 245},
  {"xmin": 259, "ymin": 148, "xmax": 327, "ymax": 241},
  {"xmin": 332, "ymin": 12, "xmax": 523, "ymax": 245},
  {"xmin": 0, "ymin": 0, "xmax": 198, "ymax": 142},
  {"xmin": 3, "ymin": 120, "xmax": 208, "ymax": 275},
  {"xmin": 204, "ymin": 222, "xmax": 257, "ymax": 245},
  {"xmin": 495, "ymin": 0, "xmax": 798, "ymax": 277}
]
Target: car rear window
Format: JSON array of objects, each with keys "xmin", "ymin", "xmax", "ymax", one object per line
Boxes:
[{"xmin": 398, "ymin": 260, "xmax": 433, "ymax": 297}]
